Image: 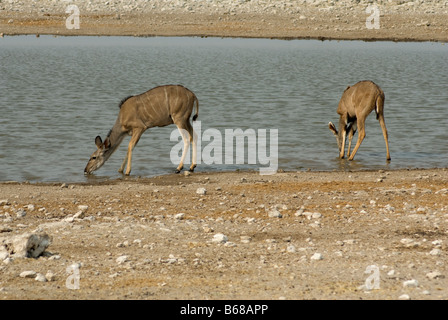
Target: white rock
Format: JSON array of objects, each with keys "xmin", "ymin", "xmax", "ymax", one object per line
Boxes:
[
  {"xmin": 35, "ymin": 273, "xmax": 47, "ymax": 282},
  {"xmin": 20, "ymin": 270, "xmax": 37, "ymax": 278},
  {"xmin": 174, "ymin": 213, "xmax": 185, "ymax": 220},
  {"xmin": 268, "ymin": 209, "xmax": 282, "ymax": 218},
  {"xmin": 398, "ymin": 294, "xmax": 410, "ymax": 300},
  {"xmin": 16, "ymin": 209, "xmax": 26, "ymax": 218},
  {"xmin": 310, "ymin": 253, "xmax": 323, "ymax": 261},
  {"xmin": 45, "ymin": 271, "xmax": 56, "ymax": 282},
  {"xmin": 312, "ymin": 212, "xmax": 322, "ymax": 219},
  {"xmin": 426, "ymin": 271, "xmax": 443, "ymax": 280},
  {"xmin": 73, "ymin": 211, "xmax": 84, "ymax": 219},
  {"xmin": 212, "ymin": 233, "xmax": 228, "ymax": 243},
  {"xmin": 403, "ymin": 279, "xmax": 419, "ymax": 288},
  {"xmin": 196, "ymin": 188, "xmax": 207, "ymax": 195},
  {"xmin": 286, "ymin": 244, "xmax": 296, "ymax": 253},
  {"xmin": 116, "ymin": 255, "xmax": 128, "ymax": 264},
  {"xmin": 78, "ymin": 205, "xmax": 89, "ymax": 212},
  {"xmin": 1, "ymin": 233, "xmax": 51, "ymax": 258},
  {"xmin": 0, "ymin": 251, "xmax": 9, "ymax": 260},
  {"xmin": 429, "ymin": 248, "xmax": 441, "ymax": 256}
]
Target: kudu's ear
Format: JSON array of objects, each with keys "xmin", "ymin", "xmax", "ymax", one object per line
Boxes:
[
  {"xmin": 95, "ymin": 136, "xmax": 103, "ymax": 148},
  {"xmin": 328, "ymin": 122, "xmax": 338, "ymax": 135}
]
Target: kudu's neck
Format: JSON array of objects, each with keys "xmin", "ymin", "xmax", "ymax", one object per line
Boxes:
[{"xmin": 105, "ymin": 120, "xmax": 127, "ymax": 159}]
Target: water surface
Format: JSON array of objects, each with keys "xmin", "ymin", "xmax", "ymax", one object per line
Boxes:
[{"xmin": 0, "ymin": 36, "xmax": 447, "ymax": 182}]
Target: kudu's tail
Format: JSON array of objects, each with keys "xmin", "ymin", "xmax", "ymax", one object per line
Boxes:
[
  {"xmin": 192, "ymin": 95, "xmax": 199, "ymax": 121},
  {"xmin": 375, "ymin": 92, "xmax": 385, "ymax": 120}
]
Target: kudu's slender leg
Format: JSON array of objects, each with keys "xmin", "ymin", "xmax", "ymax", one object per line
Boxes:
[
  {"xmin": 119, "ymin": 150, "xmax": 129, "ymax": 173},
  {"xmin": 190, "ymin": 127, "xmax": 198, "ymax": 172},
  {"xmin": 378, "ymin": 113, "xmax": 391, "ymax": 160},
  {"xmin": 175, "ymin": 120, "xmax": 197, "ymax": 173},
  {"xmin": 346, "ymin": 122, "xmax": 357, "ymax": 159},
  {"xmin": 175, "ymin": 125, "xmax": 189, "ymax": 173},
  {"xmin": 348, "ymin": 118, "xmax": 366, "ymax": 161},
  {"xmin": 338, "ymin": 117, "xmax": 347, "ymax": 159},
  {"xmin": 124, "ymin": 128, "xmax": 144, "ymax": 175}
]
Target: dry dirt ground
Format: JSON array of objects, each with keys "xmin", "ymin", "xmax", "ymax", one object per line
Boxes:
[
  {"xmin": 1, "ymin": 7, "xmax": 448, "ymax": 41},
  {"xmin": 1, "ymin": 169, "xmax": 447, "ymax": 300}
]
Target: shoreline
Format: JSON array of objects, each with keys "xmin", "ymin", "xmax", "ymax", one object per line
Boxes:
[
  {"xmin": 1, "ymin": 2, "xmax": 448, "ymax": 42},
  {"xmin": 1, "ymin": 166, "xmax": 447, "ymax": 186}
]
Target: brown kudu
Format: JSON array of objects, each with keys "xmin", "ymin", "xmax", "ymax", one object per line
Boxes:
[
  {"xmin": 84, "ymin": 85, "xmax": 199, "ymax": 176},
  {"xmin": 328, "ymin": 80, "xmax": 391, "ymax": 161}
]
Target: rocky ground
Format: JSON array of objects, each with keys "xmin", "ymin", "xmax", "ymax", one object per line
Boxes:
[
  {"xmin": 1, "ymin": 169, "xmax": 447, "ymax": 300},
  {"xmin": 1, "ymin": 0, "xmax": 447, "ymax": 302},
  {"xmin": 1, "ymin": 0, "xmax": 447, "ymax": 41}
]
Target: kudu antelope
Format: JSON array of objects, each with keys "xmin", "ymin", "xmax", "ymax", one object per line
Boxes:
[
  {"xmin": 84, "ymin": 85, "xmax": 199, "ymax": 176},
  {"xmin": 328, "ymin": 80, "xmax": 391, "ymax": 161}
]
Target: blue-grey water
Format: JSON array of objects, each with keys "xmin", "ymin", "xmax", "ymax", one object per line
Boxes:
[{"xmin": 0, "ymin": 36, "xmax": 447, "ymax": 183}]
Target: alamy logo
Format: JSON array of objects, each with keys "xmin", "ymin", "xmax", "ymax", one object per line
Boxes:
[
  {"xmin": 66, "ymin": 263, "xmax": 81, "ymax": 290},
  {"xmin": 366, "ymin": 5, "xmax": 380, "ymax": 30},
  {"xmin": 170, "ymin": 121, "xmax": 278, "ymax": 175}
]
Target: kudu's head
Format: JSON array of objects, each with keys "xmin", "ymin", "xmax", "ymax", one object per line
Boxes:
[
  {"xmin": 328, "ymin": 121, "xmax": 352, "ymax": 158},
  {"xmin": 84, "ymin": 136, "xmax": 111, "ymax": 174}
]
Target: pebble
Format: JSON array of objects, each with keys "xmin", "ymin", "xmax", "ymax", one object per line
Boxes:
[
  {"xmin": 35, "ymin": 273, "xmax": 47, "ymax": 282},
  {"xmin": 403, "ymin": 279, "xmax": 419, "ymax": 288},
  {"xmin": 20, "ymin": 271, "xmax": 37, "ymax": 278},
  {"xmin": 268, "ymin": 209, "xmax": 282, "ymax": 218},
  {"xmin": 116, "ymin": 255, "xmax": 128, "ymax": 264},
  {"xmin": 174, "ymin": 213, "xmax": 185, "ymax": 220},
  {"xmin": 45, "ymin": 271, "xmax": 56, "ymax": 281},
  {"xmin": 196, "ymin": 188, "xmax": 207, "ymax": 195},
  {"xmin": 212, "ymin": 233, "xmax": 228, "ymax": 243},
  {"xmin": 78, "ymin": 205, "xmax": 89, "ymax": 213},
  {"xmin": 426, "ymin": 271, "xmax": 443, "ymax": 280},
  {"xmin": 310, "ymin": 253, "xmax": 323, "ymax": 261},
  {"xmin": 398, "ymin": 294, "xmax": 410, "ymax": 300},
  {"xmin": 429, "ymin": 248, "xmax": 441, "ymax": 256}
]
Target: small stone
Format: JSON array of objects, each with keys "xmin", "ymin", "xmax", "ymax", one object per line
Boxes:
[
  {"xmin": 403, "ymin": 279, "xmax": 419, "ymax": 288},
  {"xmin": 426, "ymin": 271, "xmax": 443, "ymax": 280},
  {"xmin": 399, "ymin": 294, "xmax": 410, "ymax": 300},
  {"xmin": 45, "ymin": 271, "xmax": 56, "ymax": 282},
  {"xmin": 0, "ymin": 251, "xmax": 9, "ymax": 260},
  {"xmin": 174, "ymin": 213, "xmax": 185, "ymax": 220},
  {"xmin": 73, "ymin": 211, "xmax": 84, "ymax": 219},
  {"xmin": 310, "ymin": 253, "xmax": 323, "ymax": 261},
  {"xmin": 35, "ymin": 273, "xmax": 46, "ymax": 282},
  {"xmin": 286, "ymin": 244, "xmax": 296, "ymax": 253},
  {"xmin": 16, "ymin": 209, "xmax": 26, "ymax": 218},
  {"xmin": 312, "ymin": 212, "xmax": 322, "ymax": 219},
  {"xmin": 116, "ymin": 255, "xmax": 128, "ymax": 264},
  {"xmin": 212, "ymin": 233, "xmax": 228, "ymax": 243},
  {"xmin": 268, "ymin": 209, "xmax": 282, "ymax": 218},
  {"xmin": 196, "ymin": 188, "xmax": 207, "ymax": 195},
  {"xmin": 20, "ymin": 271, "xmax": 37, "ymax": 278},
  {"xmin": 77, "ymin": 205, "xmax": 88, "ymax": 213},
  {"xmin": 429, "ymin": 248, "xmax": 441, "ymax": 256}
]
